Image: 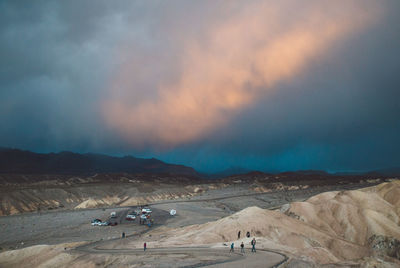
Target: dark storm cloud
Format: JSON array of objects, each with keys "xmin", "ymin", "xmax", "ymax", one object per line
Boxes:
[
  {"xmin": 174, "ymin": 2, "xmax": 400, "ymax": 172},
  {"xmin": 0, "ymin": 0, "xmax": 133, "ymax": 151},
  {"xmin": 0, "ymin": 1, "xmax": 399, "ymax": 172}
]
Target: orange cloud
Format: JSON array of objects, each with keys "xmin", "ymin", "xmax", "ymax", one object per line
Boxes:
[{"xmin": 103, "ymin": 1, "xmax": 381, "ymax": 148}]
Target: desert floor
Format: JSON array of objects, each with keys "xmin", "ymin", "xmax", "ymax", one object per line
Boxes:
[{"xmin": 1, "ymin": 181, "xmax": 390, "ymax": 267}]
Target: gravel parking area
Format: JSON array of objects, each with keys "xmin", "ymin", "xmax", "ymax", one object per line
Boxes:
[{"xmin": 0, "ymin": 206, "xmax": 169, "ymax": 250}]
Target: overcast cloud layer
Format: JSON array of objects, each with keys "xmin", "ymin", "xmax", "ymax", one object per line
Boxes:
[{"xmin": 1, "ymin": 0, "xmax": 399, "ymax": 173}]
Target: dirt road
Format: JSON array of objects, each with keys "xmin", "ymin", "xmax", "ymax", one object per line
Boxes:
[{"xmin": 74, "ymin": 241, "xmax": 287, "ymax": 268}]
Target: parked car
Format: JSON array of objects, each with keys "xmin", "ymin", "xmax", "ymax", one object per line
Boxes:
[
  {"xmin": 91, "ymin": 219, "xmax": 103, "ymax": 226},
  {"xmin": 125, "ymin": 214, "xmax": 136, "ymax": 220},
  {"xmin": 98, "ymin": 221, "xmax": 110, "ymax": 226},
  {"xmin": 142, "ymin": 208, "xmax": 152, "ymax": 214}
]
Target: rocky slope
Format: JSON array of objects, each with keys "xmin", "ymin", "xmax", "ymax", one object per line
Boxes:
[
  {"xmin": 122, "ymin": 180, "xmax": 400, "ymax": 265},
  {"xmin": 0, "ymin": 173, "xmax": 212, "ymax": 216}
]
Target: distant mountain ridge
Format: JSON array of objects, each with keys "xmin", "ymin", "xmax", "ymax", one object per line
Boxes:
[
  {"xmin": 208, "ymin": 166, "xmax": 253, "ymax": 178},
  {"xmin": 0, "ymin": 148, "xmax": 198, "ymax": 176},
  {"xmin": 1, "ymin": 147, "xmax": 398, "ymax": 178}
]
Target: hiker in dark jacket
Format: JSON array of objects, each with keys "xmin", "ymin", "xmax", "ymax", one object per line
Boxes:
[
  {"xmin": 251, "ymin": 238, "xmax": 256, "ymax": 252},
  {"xmin": 230, "ymin": 242, "xmax": 234, "ymax": 252},
  {"xmin": 240, "ymin": 242, "xmax": 245, "ymax": 253}
]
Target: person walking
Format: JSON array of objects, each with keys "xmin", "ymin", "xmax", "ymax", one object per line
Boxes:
[
  {"xmin": 144, "ymin": 242, "xmax": 147, "ymax": 251},
  {"xmin": 240, "ymin": 242, "xmax": 245, "ymax": 253},
  {"xmin": 122, "ymin": 232, "xmax": 125, "ymax": 238},
  {"xmin": 230, "ymin": 242, "xmax": 234, "ymax": 253},
  {"xmin": 251, "ymin": 238, "xmax": 256, "ymax": 253}
]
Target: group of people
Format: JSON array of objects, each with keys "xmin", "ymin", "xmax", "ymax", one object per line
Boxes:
[
  {"xmin": 230, "ymin": 237, "xmax": 256, "ymax": 253},
  {"xmin": 126, "ymin": 230, "xmax": 257, "ymax": 254},
  {"xmin": 237, "ymin": 230, "xmax": 251, "ymax": 239}
]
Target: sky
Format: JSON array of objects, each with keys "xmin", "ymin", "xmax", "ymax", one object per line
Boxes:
[{"xmin": 1, "ymin": 0, "xmax": 399, "ymax": 173}]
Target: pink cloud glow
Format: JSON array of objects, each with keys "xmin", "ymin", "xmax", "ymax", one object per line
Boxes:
[{"xmin": 103, "ymin": 1, "xmax": 381, "ymax": 149}]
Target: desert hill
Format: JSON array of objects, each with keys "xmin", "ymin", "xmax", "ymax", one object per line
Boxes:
[
  {"xmin": 287, "ymin": 181, "xmax": 400, "ymax": 246},
  {"xmin": 122, "ymin": 180, "xmax": 400, "ymax": 265}
]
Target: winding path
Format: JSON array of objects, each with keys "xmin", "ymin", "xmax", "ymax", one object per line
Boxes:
[{"xmin": 74, "ymin": 238, "xmax": 288, "ymax": 267}]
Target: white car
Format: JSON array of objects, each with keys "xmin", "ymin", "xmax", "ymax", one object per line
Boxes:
[
  {"xmin": 142, "ymin": 208, "xmax": 152, "ymax": 214},
  {"xmin": 125, "ymin": 214, "xmax": 136, "ymax": 220},
  {"xmin": 91, "ymin": 219, "xmax": 102, "ymax": 226}
]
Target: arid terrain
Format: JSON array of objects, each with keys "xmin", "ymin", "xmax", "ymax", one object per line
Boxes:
[
  {"xmin": 0, "ymin": 170, "xmax": 399, "ymax": 267},
  {"xmin": 2, "ymin": 0, "xmax": 400, "ymax": 266}
]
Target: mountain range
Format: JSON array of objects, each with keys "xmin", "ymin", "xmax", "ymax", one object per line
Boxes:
[
  {"xmin": 1, "ymin": 147, "xmax": 399, "ymax": 177},
  {"xmin": 0, "ymin": 148, "xmax": 198, "ymax": 176}
]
